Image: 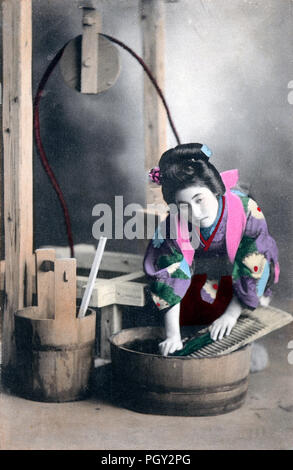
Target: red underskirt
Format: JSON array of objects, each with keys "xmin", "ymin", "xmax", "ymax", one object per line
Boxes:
[{"xmin": 179, "ymin": 274, "xmax": 233, "ymax": 326}]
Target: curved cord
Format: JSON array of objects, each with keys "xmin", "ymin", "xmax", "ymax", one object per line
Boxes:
[
  {"xmin": 33, "ymin": 42, "xmax": 75, "ymax": 258},
  {"xmin": 101, "ymin": 33, "xmax": 181, "ymax": 146},
  {"xmin": 33, "ymin": 34, "xmax": 181, "ymax": 257}
]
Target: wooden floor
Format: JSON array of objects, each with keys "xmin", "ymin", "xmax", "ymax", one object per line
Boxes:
[{"xmin": 1, "ymin": 309, "xmax": 293, "ymax": 450}]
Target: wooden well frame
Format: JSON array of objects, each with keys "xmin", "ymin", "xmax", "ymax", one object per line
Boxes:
[{"xmin": 0, "ymin": 0, "xmax": 169, "ymax": 376}]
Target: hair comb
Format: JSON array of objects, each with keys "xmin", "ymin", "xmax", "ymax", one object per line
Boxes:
[{"xmin": 201, "ymin": 144, "xmax": 213, "ymax": 158}]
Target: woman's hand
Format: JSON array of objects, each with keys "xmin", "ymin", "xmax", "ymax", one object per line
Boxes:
[
  {"xmin": 159, "ymin": 336, "xmax": 183, "ymax": 356},
  {"xmin": 209, "ymin": 312, "xmax": 237, "ymax": 341},
  {"xmin": 209, "ymin": 295, "xmax": 242, "ymax": 341},
  {"xmin": 160, "ymin": 303, "xmax": 182, "ymax": 356}
]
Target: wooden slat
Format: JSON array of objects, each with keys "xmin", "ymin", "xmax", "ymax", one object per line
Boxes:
[
  {"xmin": 115, "ymin": 281, "xmax": 146, "ymax": 307},
  {"xmin": 100, "ymin": 304, "xmax": 122, "ymax": 359},
  {"xmin": 77, "ymin": 276, "xmax": 116, "ymax": 308},
  {"xmin": 48, "ymin": 245, "xmax": 144, "ymax": 273},
  {"xmin": 0, "ymin": 259, "xmax": 5, "ymax": 291},
  {"xmin": 1, "ymin": 257, "xmax": 145, "ymax": 294},
  {"xmin": 106, "ymin": 270, "xmax": 145, "ymax": 284},
  {"xmin": 81, "ymin": 8, "xmax": 101, "ymax": 94},
  {"xmin": 0, "ymin": 6, "xmax": 4, "ymax": 262},
  {"xmin": 140, "ymin": 0, "xmax": 167, "ymax": 205},
  {"xmin": 35, "ymin": 248, "xmax": 55, "ymax": 319},
  {"xmin": 2, "ymin": 0, "xmax": 34, "ymax": 370},
  {"xmin": 77, "ymin": 271, "xmax": 146, "ymax": 308},
  {"xmin": 0, "ymin": 260, "xmax": 37, "ymax": 294},
  {"xmin": 54, "ymin": 258, "xmax": 77, "ymax": 323},
  {"xmin": 96, "ymin": 251, "xmax": 143, "ymax": 273}
]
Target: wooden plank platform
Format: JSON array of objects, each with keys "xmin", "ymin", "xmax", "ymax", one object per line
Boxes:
[
  {"xmin": 0, "ymin": 246, "xmax": 147, "ymax": 359},
  {"xmin": 2, "ymin": 245, "xmax": 291, "ymax": 361}
]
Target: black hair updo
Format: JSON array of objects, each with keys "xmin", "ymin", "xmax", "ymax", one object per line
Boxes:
[{"xmin": 159, "ymin": 143, "xmax": 225, "ymax": 205}]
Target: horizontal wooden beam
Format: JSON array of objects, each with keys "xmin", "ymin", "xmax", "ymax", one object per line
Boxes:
[
  {"xmin": 1, "ymin": 256, "xmax": 147, "ymax": 308},
  {"xmin": 41, "ymin": 245, "xmax": 144, "ymax": 273},
  {"xmin": 77, "ymin": 270, "xmax": 146, "ymax": 308}
]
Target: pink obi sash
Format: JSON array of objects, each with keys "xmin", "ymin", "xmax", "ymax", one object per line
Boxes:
[{"xmin": 176, "ymin": 169, "xmax": 247, "ymax": 265}]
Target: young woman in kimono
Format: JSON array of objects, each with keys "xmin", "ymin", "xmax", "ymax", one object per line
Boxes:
[{"xmin": 143, "ymin": 143, "xmax": 279, "ymax": 356}]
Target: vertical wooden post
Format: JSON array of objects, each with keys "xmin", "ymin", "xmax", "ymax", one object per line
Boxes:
[
  {"xmin": 140, "ymin": 0, "xmax": 167, "ymax": 205},
  {"xmin": 100, "ymin": 304, "xmax": 122, "ymax": 359},
  {"xmin": 0, "ymin": 5, "xmax": 3, "ymax": 262},
  {"xmin": 81, "ymin": 7, "xmax": 101, "ymax": 94},
  {"xmin": 2, "ymin": 0, "xmax": 34, "ymax": 377},
  {"xmin": 0, "ymin": 4, "xmax": 4, "ymax": 347}
]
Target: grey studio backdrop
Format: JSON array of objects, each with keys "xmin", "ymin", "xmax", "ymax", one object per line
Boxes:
[{"xmin": 31, "ymin": 0, "xmax": 293, "ymax": 307}]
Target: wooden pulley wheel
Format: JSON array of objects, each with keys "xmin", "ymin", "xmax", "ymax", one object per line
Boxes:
[{"xmin": 59, "ymin": 34, "xmax": 121, "ymax": 94}]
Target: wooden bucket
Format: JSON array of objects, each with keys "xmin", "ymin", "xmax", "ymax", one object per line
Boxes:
[
  {"xmin": 109, "ymin": 327, "xmax": 252, "ymax": 416},
  {"xmin": 14, "ymin": 306, "xmax": 96, "ymax": 402}
]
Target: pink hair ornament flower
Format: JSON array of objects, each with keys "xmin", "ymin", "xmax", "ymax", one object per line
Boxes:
[{"xmin": 148, "ymin": 166, "xmax": 162, "ymax": 185}]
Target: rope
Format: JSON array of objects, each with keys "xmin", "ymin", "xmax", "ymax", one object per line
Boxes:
[
  {"xmin": 33, "ymin": 34, "xmax": 181, "ymax": 257},
  {"xmin": 101, "ymin": 33, "xmax": 181, "ymax": 146},
  {"xmin": 33, "ymin": 42, "xmax": 75, "ymax": 258}
]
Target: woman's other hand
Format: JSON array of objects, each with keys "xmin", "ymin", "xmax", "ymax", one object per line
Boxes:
[
  {"xmin": 159, "ymin": 336, "xmax": 183, "ymax": 356},
  {"xmin": 208, "ymin": 313, "xmax": 237, "ymax": 341},
  {"xmin": 209, "ymin": 295, "xmax": 243, "ymax": 341},
  {"xmin": 160, "ymin": 303, "xmax": 182, "ymax": 356}
]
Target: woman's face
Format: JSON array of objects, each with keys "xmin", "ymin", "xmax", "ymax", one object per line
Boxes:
[{"xmin": 175, "ymin": 185, "xmax": 219, "ymax": 228}]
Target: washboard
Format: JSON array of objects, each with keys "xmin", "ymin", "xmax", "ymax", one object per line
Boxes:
[{"xmin": 178, "ymin": 306, "xmax": 292, "ymax": 358}]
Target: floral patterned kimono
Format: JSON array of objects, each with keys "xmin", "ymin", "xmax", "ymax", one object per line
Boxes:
[{"xmin": 143, "ymin": 170, "xmax": 279, "ymax": 326}]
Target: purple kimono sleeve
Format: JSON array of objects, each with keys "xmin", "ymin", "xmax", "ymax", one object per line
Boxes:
[
  {"xmin": 143, "ymin": 236, "xmax": 192, "ymax": 312},
  {"xmin": 232, "ymin": 198, "xmax": 279, "ymax": 309}
]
